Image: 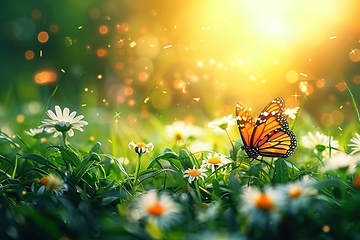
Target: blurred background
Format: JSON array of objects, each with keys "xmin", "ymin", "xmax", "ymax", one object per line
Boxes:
[{"xmin": 1, "ymin": 0, "xmax": 360, "ymax": 153}]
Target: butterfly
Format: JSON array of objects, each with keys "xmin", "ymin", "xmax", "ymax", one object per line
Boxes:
[{"xmin": 235, "ymin": 97, "xmax": 297, "ymax": 159}]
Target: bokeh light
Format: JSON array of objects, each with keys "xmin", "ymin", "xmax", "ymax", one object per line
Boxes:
[
  {"xmin": 37, "ymin": 31, "xmax": 49, "ymax": 43},
  {"xmin": 1, "ymin": 0, "xmax": 360, "ymax": 129},
  {"xmin": 31, "ymin": 9, "xmax": 41, "ymax": 19},
  {"xmin": 34, "ymin": 70, "xmax": 57, "ymax": 84},
  {"xmin": 99, "ymin": 25, "xmax": 108, "ymax": 35},
  {"xmin": 286, "ymin": 70, "xmax": 298, "ymax": 83},
  {"xmin": 97, "ymin": 48, "xmax": 107, "ymax": 57},
  {"xmin": 349, "ymin": 49, "xmax": 360, "ymax": 62},
  {"xmin": 49, "ymin": 24, "xmax": 59, "ymax": 33},
  {"xmin": 25, "ymin": 50, "xmax": 34, "ymax": 60}
]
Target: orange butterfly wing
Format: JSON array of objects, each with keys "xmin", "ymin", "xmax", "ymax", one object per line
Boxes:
[
  {"xmin": 236, "ymin": 97, "xmax": 297, "ymax": 159},
  {"xmin": 235, "ymin": 103, "xmax": 255, "ymax": 148}
]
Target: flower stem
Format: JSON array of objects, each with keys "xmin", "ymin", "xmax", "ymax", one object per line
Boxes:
[
  {"xmin": 194, "ymin": 180, "xmax": 202, "ymax": 204},
  {"xmin": 225, "ymin": 129, "xmax": 236, "ymax": 160},
  {"xmin": 133, "ymin": 154, "xmax": 142, "ymax": 192},
  {"xmin": 62, "ymin": 132, "xmax": 68, "ymax": 146},
  {"xmin": 225, "ymin": 129, "xmax": 237, "ymax": 170}
]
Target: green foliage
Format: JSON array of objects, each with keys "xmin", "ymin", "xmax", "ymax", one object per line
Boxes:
[{"xmin": 1, "ymin": 101, "xmax": 360, "ymax": 239}]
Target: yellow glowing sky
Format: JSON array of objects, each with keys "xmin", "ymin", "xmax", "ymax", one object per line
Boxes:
[
  {"xmin": 11, "ymin": 0, "xmax": 360, "ymax": 127},
  {"xmin": 121, "ymin": 0, "xmax": 360, "ymax": 111}
]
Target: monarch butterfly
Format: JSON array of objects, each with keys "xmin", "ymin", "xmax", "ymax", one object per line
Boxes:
[{"xmin": 236, "ymin": 97, "xmax": 297, "ymax": 159}]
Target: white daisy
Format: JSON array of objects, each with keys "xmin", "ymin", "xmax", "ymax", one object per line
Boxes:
[
  {"xmin": 201, "ymin": 152, "xmax": 232, "ymax": 172},
  {"xmin": 24, "ymin": 128, "xmax": 45, "ymax": 138},
  {"xmin": 37, "ymin": 173, "xmax": 68, "ymax": 196},
  {"xmin": 285, "ymin": 107, "xmax": 300, "ymax": 120},
  {"xmin": 165, "ymin": 121, "xmax": 203, "ymax": 141},
  {"xmin": 128, "ymin": 141, "xmax": 154, "ymax": 155},
  {"xmin": 183, "ymin": 165, "xmax": 208, "ymax": 184},
  {"xmin": 302, "ymin": 131, "xmax": 339, "ymax": 157},
  {"xmin": 39, "ymin": 105, "xmax": 88, "ymax": 138},
  {"xmin": 240, "ymin": 186, "xmax": 285, "ymax": 228},
  {"xmin": 208, "ymin": 115, "xmax": 236, "ymax": 133},
  {"xmin": 348, "ymin": 133, "xmax": 360, "ymax": 155},
  {"xmin": 128, "ymin": 190, "xmax": 182, "ymax": 229},
  {"xmin": 323, "ymin": 152, "xmax": 358, "ymax": 174},
  {"xmin": 188, "ymin": 140, "xmax": 213, "ymax": 153},
  {"xmin": 279, "ymin": 177, "xmax": 318, "ymax": 214}
]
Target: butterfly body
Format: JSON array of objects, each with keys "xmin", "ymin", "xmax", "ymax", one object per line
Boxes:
[{"xmin": 236, "ymin": 97, "xmax": 297, "ymax": 159}]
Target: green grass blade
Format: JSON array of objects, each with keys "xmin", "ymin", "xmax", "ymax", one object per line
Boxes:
[
  {"xmin": 346, "ymin": 83, "xmax": 360, "ymax": 122},
  {"xmin": 36, "ymin": 85, "xmax": 59, "ymax": 126}
]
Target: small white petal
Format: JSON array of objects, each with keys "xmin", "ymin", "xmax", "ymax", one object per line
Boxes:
[
  {"xmin": 67, "ymin": 129, "xmax": 74, "ymax": 137},
  {"xmin": 55, "ymin": 105, "xmax": 63, "ymax": 119},
  {"xmin": 47, "ymin": 110, "xmax": 57, "ymax": 120},
  {"xmin": 63, "ymin": 107, "xmax": 70, "ymax": 119}
]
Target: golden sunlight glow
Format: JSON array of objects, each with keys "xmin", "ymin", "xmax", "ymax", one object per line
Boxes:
[
  {"xmin": 238, "ymin": 0, "xmax": 340, "ymax": 39},
  {"xmin": 286, "ymin": 70, "xmax": 298, "ymax": 83},
  {"xmin": 90, "ymin": 0, "xmax": 359, "ymax": 128}
]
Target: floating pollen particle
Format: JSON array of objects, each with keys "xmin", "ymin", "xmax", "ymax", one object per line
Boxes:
[{"xmin": 129, "ymin": 41, "xmax": 137, "ymax": 48}]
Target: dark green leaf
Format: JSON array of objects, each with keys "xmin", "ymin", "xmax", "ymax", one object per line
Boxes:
[
  {"xmin": 248, "ymin": 163, "xmax": 262, "ymax": 177},
  {"xmin": 57, "ymin": 145, "xmax": 81, "ymax": 166},
  {"xmin": 148, "ymin": 148, "xmax": 180, "ymax": 169},
  {"xmin": 89, "ymin": 141, "xmax": 102, "ymax": 154},
  {"xmin": 101, "ymin": 196, "xmax": 119, "ymax": 206},
  {"xmin": 212, "ymin": 178, "xmax": 221, "ymax": 198},
  {"xmin": 273, "ymin": 158, "xmax": 290, "ymax": 184},
  {"xmin": 178, "ymin": 149, "xmax": 193, "ymax": 170},
  {"xmin": 139, "ymin": 168, "xmax": 177, "ymax": 183},
  {"xmin": 20, "ymin": 153, "xmax": 50, "ymax": 166}
]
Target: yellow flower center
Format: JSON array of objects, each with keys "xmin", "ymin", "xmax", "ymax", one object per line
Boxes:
[
  {"xmin": 136, "ymin": 142, "xmax": 147, "ymax": 148},
  {"xmin": 289, "ymin": 185, "xmax": 302, "ymax": 198},
  {"xmin": 174, "ymin": 132, "xmax": 183, "ymax": 140},
  {"xmin": 254, "ymin": 192, "xmax": 274, "ymax": 211},
  {"xmin": 40, "ymin": 175, "xmax": 62, "ymax": 192},
  {"xmin": 207, "ymin": 157, "xmax": 221, "ymax": 165},
  {"xmin": 40, "ymin": 176, "xmax": 49, "ymax": 186},
  {"xmin": 146, "ymin": 202, "xmax": 166, "ymax": 217},
  {"xmin": 188, "ymin": 169, "xmax": 201, "ymax": 177}
]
